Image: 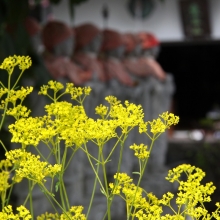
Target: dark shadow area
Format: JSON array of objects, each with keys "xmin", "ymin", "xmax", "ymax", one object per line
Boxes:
[{"xmin": 158, "ymin": 40, "xmax": 220, "ymax": 129}]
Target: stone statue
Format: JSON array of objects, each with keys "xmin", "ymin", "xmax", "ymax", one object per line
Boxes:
[
  {"xmin": 100, "ymin": 29, "xmax": 139, "ymax": 220},
  {"xmin": 42, "ymin": 20, "xmax": 91, "ymax": 85},
  {"xmin": 12, "ymin": 17, "xmax": 54, "ymax": 217},
  {"xmin": 72, "ymin": 23, "xmax": 106, "ymax": 117},
  {"xmin": 72, "ymin": 23, "xmax": 109, "ymax": 219},
  {"xmin": 133, "ymin": 32, "xmax": 176, "ymax": 208}
]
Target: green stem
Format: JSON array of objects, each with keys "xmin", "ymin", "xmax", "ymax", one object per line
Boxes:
[
  {"xmin": 104, "ymin": 133, "xmax": 123, "ymax": 163},
  {"xmin": 28, "ymin": 180, "xmax": 34, "ymax": 219},
  {"xmin": 0, "ymin": 74, "xmax": 11, "ymax": 131},
  {"xmin": 128, "ymin": 135, "xmax": 156, "ymax": 220},
  {"xmin": 60, "ymin": 147, "xmax": 70, "ymax": 210},
  {"xmin": 40, "ymin": 184, "xmax": 71, "ymax": 220},
  {"xmin": 86, "ymin": 145, "xmax": 101, "ymax": 218},
  {"xmin": 101, "ymin": 150, "xmax": 111, "ymax": 220},
  {"xmin": 23, "ymin": 182, "xmax": 36, "ymax": 206},
  {"xmin": 84, "ymin": 144, "xmax": 105, "ymax": 194},
  {"xmin": 102, "ymin": 132, "xmax": 128, "ymax": 220},
  {"xmin": 0, "ymin": 140, "xmax": 7, "ymax": 152},
  {"xmin": 11, "ymin": 70, "xmax": 24, "ymax": 90},
  {"xmin": 6, "ymin": 183, "xmax": 14, "ymax": 206},
  {"xmin": 64, "ymin": 147, "xmax": 77, "ymax": 171}
]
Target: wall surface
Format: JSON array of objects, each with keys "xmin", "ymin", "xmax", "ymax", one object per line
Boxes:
[{"xmin": 52, "ymin": 0, "xmax": 220, "ymax": 42}]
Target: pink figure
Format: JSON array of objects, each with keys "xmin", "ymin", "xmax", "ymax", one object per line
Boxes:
[
  {"xmin": 72, "ymin": 23, "xmax": 106, "ymax": 82},
  {"xmin": 101, "ymin": 29, "xmax": 135, "ymax": 87},
  {"xmin": 137, "ymin": 32, "xmax": 166, "ymax": 81},
  {"xmin": 41, "ymin": 20, "xmax": 91, "ymax": 85}
]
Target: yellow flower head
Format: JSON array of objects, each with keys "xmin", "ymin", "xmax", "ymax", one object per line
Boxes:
[
  {"xmin": 130, "ymin": 143, "xmax": 150, "ymax": 160},
  {"xmin": 37, "ymin": 212, "xmax": 60, "ymax": 220},
  {"xmin": 60, "ymin": 206, "xmax": 86, "ymax": 220},
  {"xmin": 0, "ymin": 205, "xmax": 31, "ymax": 220},
  {"xmin": 0, "ymin": 55, "xmax": 32, "ymax": 74},
  {"xmin": 5, "ymin": 149, "xmax": 62, "ymax": 183}
]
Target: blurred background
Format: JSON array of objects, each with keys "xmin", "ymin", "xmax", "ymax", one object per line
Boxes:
[{"xmin": 1, "ymin": 0, "xmax": 220, "ymax": 218}]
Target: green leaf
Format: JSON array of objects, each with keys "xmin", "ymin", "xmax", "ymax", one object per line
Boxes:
[
  {"xmin": 132, "ymin": 172, "xmax": 140, "ymax": 175},
  {"xmin": 55, "ymin": 181, "xmax": 60, "ymax": 192}
]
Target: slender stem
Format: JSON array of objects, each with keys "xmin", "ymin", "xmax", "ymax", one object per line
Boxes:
[
  {"xmin": 128, "ymin": 135, "xmax": 156, "ymax": 220},
  {"xmin": 61, "ymin": 146, "xmax": 70, "ymax": 210},
  {"xmin": 28, "ymin": 180, "xmax": 34, "ymax": 219},
  {"xmin": 84, "ymin": 144, "xmax": 105, "ymax": 194},
  {"xmin": 102, "ymin": 132, "xmax": 128, "ymax": 220},
  {"xmin": 86, "ymin": 145, "xmax": 101, "ymax": 218},
  {"xmin": 11, "ymin": 70, "xmax": 24, "ymax": 90},
  {"xmin": 0, "ymin": 81, "xmax": 5, "ymax": 88},
  {"xmin": 105, "ymin": 133, "xmax": 123, "ymax": 163},
  {"xmin": 80, "ymin": 146, "xmax": 100, "ymax": 164},
  {"xmin": 1, "ymin": 190, "xmax": 6, "ymax": 209},
  {"xmin": 0, "ymin": 74, "xmax": 11, "ymax": 131},
  {"xmin": 41, "ymin": 186, "xmax": 59, "ymax": 214},
  {"xmin": 6, "ymin": 182, "xmax": 14, "ymax": 206},
  {"xmin": 23, "ymin": 182, "xmax": 36, "ymax": 207},
  {"xmin": 64, "ymin": 147, "xmax": 77, "ymax": 171},
  {"xmin": 40, "ymin": 184, "xmax": 71, "ymax": 220},
  {"xmin": 34, "ymin": 147, "xmax": 48, "ymax": 162},
  {"xmin": 0, "ymin": 140, "xmax": 7, "ymax": 152},
  {"xmin": 101, "ymin": 149, "xmax": 111, "ymax": 220},
  {"xmin": 60, "ymin": 180, "xmax": 70, "ymax": 210}
]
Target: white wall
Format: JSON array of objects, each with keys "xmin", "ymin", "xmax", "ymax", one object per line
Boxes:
[{"xmin": 52, "ymin": 0, "xmax": 220, "ymax": 41}]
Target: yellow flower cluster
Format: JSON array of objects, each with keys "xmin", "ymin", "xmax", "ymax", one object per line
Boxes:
[
  {"xmin": 109, "ymin": 173, "xmax": 162, "ymax": 219},
  {"xmin": 0, "ymin": 205, "xmax": 31, "ymax": 220},
  {"xmin": 164, "ymin": 164, "xmax": 218, "ymax": 219},
  {"xmin": 37, "ymin": 212, "xmax": 60, "ymax": 220},
  {"xmin": 36, "ymin": 206, "xmax": 86, "ymax": 220},
  {"xmin": 106, "ymin": 98, "xmax": 144, "ymax": 133},
  {"xmin": 149, "ymin": 112, "xmax": 179, "ymax": 135},
  {"xmin": 39, "ymin": 81, "xmax": 64, "ymax": 95},
  {"xmin": 6, "ymin": 105, "xmax": 31, "ymax": 119},
  {"xmin": 0, "ymin": 55, "xmax": 32, "ymax": 74},
  {"xmin": 9, "ymin": 116, "xmax": 46, "ymax": 146},
  {"xmin": 0, "ymin": 171, "xmax": 10, "ymax": 193},
  {"xmin": 95, "ymin": 104, "xmax": 108, "ymax": 118},
  {"xmin": 37, "ymin": 206, "xmax": 86, "ymax": 220},
  {"xmin": 109, "ymin": 173, "xmax": 133, "ymax": 194},
  {"xmin": 139, "ymin": 112, "xmax": 179, "ymax": 136},
  {"xmin": 9, "ymin": 83, "xmax": 156, "ymax": 148},
  {"xmin": 5, "ymin": 149, "xmax": 62, "ymax": 184},
  {"xmin": 0, "ymin": 160, "xmax": 12, "ymax": 193},
  {"xmin": 4, "ymin": 87, "xmax": 33, "ymax": 104},
  {"xmin": 39, "ymin": 80, "xmax": 91, "ymax": 102},
  {"xmin": 0, "ymin": 86, "xmax": 33, "ymax": 111},
  {"xmin": 60, "ymin": 206, "xmax": 86, "ymax": 220},
  {"xmin": 130, "ymin": 143, "xmax": 149, "ymax": 160}
]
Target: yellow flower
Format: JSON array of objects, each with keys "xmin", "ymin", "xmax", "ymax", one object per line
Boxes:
[
  {"xmin": 95, "ymin": 104, "xmax": 108, "ymax": 118},
  {"xmin": 7, "ymin": 105, "xmax": 31, "ymax": 119},
  {"xmin": 106, "ymin": 97, "xmax": 144, "ymax": 133},
  {"xmin": 37, "ymin": 212, "xmax": 60, "ymax": 220},
  {"xmin": 5, "ymin": 149, "xmax": 61, "ymax": 184},
  {"xmin": 0, "ymin": 205, "xmax": 31, "ymax": 220},
  {"xmin": 130, "ymin": 143, "xmax": 149, "ymax": 160},
  {"xmin": 18, "ymin": 56, "xmax": 32, "ymax": 71},
  {"xmin": 0, "ymin": 171, "xmax": 10, "ymax": 192},
  {"xmin": 60, "ymin": 206, "xmax": 86, "ymax": 220},
  {"xmin": 0, "ymin": 55, "xmax": 31, "ymax": 74}
]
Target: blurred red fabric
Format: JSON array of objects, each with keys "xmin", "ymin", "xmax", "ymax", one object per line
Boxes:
[
  {"xmin": 138, "ymin": 32, "xmax": 159, "ymax": 49},
  {"xmin": 101, "ymin": 29, "xmax": 123, "ymax": 51},
  {"xmin": 74, "ymin": 23, "xmax": 101, "ymax": 51},
  {"xmin": 42, "ymin": 21, "xmax": 73, "ymax": 52}
]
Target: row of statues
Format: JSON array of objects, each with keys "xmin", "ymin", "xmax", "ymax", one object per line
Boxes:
[
  {"xmin": 11, "ymin": 17, "xmax": 176, "ymax": 220},
  {"xmin": 24, "ymin": 17, "xmax": 166, "ymax": 86}
]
